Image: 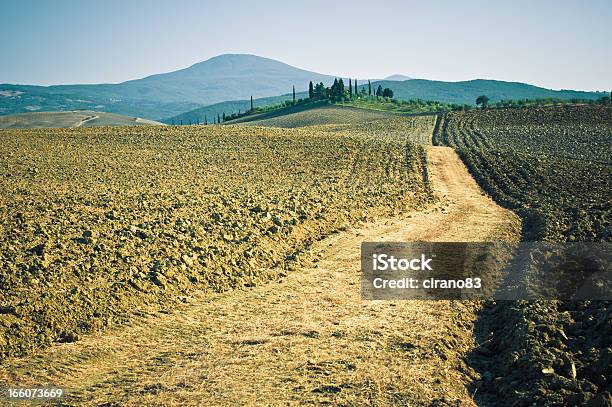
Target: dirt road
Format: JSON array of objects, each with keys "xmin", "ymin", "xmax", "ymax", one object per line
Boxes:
[
  {"xmin": 73, "ymin": 115, "xmax": 99, "ymax": 127},
  {"xmin": 0, "ymin": 147, "xmax": 520, "ymax": 406}
]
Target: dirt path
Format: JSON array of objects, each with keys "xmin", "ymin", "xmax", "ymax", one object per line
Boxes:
[
  {"xmin": 73, "ymin": 115, "xmax": 99, "ymax": 127},
  {"xmin": 0, "ymin": 147, "xmax": 520, "ymax": 406}
]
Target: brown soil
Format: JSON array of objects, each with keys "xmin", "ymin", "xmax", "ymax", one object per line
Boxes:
[{"xmin": 0, "ymin": 147, "xmax": 520, "ymax": 406}]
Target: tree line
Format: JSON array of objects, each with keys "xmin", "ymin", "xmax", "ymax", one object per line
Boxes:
[
  {"xmin": 308, "ymin": 79, "xmax": 393, "ymax": 101},
  {"xmin": 173, "ymin": 79, "xmax": 398, "ymax": 125},
  {"xmin": 476, "ymin": 94, "xmax": 611, "ymax": 110}
]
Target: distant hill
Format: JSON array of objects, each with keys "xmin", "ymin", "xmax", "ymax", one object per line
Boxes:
[
  {"xmin": 0, "ymin": 85, "xmax": 200, "ymax": 122},
  {"xmin": 0, "ymin": 110, "xmax": 165, "ymax": 129},
  {"xmin": 384, "ymin": 74, "xmax": 413, "ymax": 81},
  {"xmin": 1, "ymin": 54, "xmax": 605, "ymax": 121},
  {"xmin": 165, "ymin": 91, "xmax": 310, "ymax": 125},
  {"xmin": 0, "ymin": 54, "xmax": 336, "ymax": 120},
  {"xmin": 117, "ymin": 54, "xmax": 335, "ymax": 103},
  {"xmin": 369, "ymin": 79, "xmax": 605, "ymax": 105}
]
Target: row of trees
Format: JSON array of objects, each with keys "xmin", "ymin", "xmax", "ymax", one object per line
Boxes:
[
  {"xmin": 475, "ymin": 94, "xmax": 611, "ymax": 110},
  {"xmin": 308, "ymin": 79, "xmax": 394, "ymax": 101},
  {"xmin": 171, "ymin": 79, "xmax": 398, "ymax": 125}
]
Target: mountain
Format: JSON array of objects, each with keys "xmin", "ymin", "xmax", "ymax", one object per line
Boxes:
[
  {"xmin": 369, "ymin": 79, "xmax": 605, "ymax": 105},
  {"xmin": 384, "ymin": 74, "xmax": 413, "ymax": 81},
  {"xmin": 117, "ymin": 54, "xmax": 335, "ymax": 103},
  {"xmin": 0, "ymin": 54, "xmax": 336, "ymax": 120}
]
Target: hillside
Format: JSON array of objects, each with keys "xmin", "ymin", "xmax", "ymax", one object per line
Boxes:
[
  {"xmin": 165, "ymin": 91, "xmax": 309, "ymax": 125},
  {"xmin": 0, "ymin": 55, "xmax": 336, "ymax": 120},
  {"xmin": 168, "ymin": 78, "xmax": 605, "ymax": 124},
  {"xmin": 368, "ymin": 79, "xmax": 605, "ymax": 105},
  {"xmin": 227, "ymin": 104, "xmax": 396, "ymax": 128},
  {"xmin": 0, "ymin": 85, "xmax": 200, "ymax": 123},
  {"xmin": 0, "ymin": 111, "xmax": 165, "ymax": 129}
]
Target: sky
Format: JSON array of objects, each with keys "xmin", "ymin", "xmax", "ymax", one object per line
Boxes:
[{"xmin": 1, "ymin": 0, "xmax": 610, "ymax": 91}]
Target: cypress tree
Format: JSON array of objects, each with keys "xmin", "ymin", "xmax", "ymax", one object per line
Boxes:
[
  {"xmin": 331, "ymin": 79, "xmax": 338, "ymax": 99},
  {"xmin": 354, "ymin": 79, "xmax": 358, "ymax": 95},
  {"xmin": 250, "ymin": 95, "xmax": 253, "ymax": 111},
  {"xmin": 349, "ymin": 79, "xmax": 352, "ymax": 98},
  {"xmin": 217, "ymin": 114, "xmax": 221, "ymax": 123},
  {"xmin": 205, "ymin": 116, "xmax": 208, "ymax": 125},
  {"xmin": 368, "ymin": 80, "xmax": 371, "ymax": 96},
  {"xmin": 293, "ymin": 85, "xmax": 295, "ymax": 103},
  {"xmin": 309, "ymin": 81, "xmax": 314, "ymax": 99},
  {"xmin": 376, "ymin": 85, "xmax": 383, "ymax": 97},
  {"xmin": 222, "ymin": 112, "xmax": 226, "ymax": 122}
]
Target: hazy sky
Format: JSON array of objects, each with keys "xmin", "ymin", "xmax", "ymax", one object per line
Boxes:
[{"xmin": 1, "ymin": 0, "xmax": 610, "ymax": 90}]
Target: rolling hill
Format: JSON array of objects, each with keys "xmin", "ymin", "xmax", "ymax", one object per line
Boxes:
[
  {"xmin": 0, "ymin": 55, "xmax": 336, "ymax": 120},
  {"xmin": 226, "ymin": 104, "xmax": 397, "ymax": 128},
  {"xmin": 165, "ymin": 91, "xmax": 310, "ymax": 125},
  {"xmin": 167, "ymin": 78, "xmax": 606, "ymax": 124},
  {"xmin": 0, "ymin": 111, "xmax": 165, "ymax": 129},
  {"xmin": 0, "ymin": 85, "xmax": 201, "ymax": 122},
  {"xmin": 368, "ymin": 79, "xmax": 605, "ymax": 105}
]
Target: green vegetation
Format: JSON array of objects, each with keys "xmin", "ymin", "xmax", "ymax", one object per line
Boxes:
[
  {"xmin": 366, "ymin": 78, "xmax": 606, "ymax": 105},
  {"xmin": 475, "ymin": 95, "xmax": 489, "ymax": 109},
  {"xmin": 219, "ymin": 79, "xmax": 465, "ymax": 123},
  {"xmin": 167, "ymin": 78, "xmax": 609, "ymax": 126},
  {"xmin": 490, "ymin": 96, "xmax": 611, "ymax": 108},
  {"xmin": 196, "ymin": 77, "xmax": 377, "ymax": 124},
  {"xmin": 165, "ymin": 91, "xmax": 308, "ymax": 125},
  {"xmin": 338, "ymin": 96, "xmax": 466, "ymax": 114}
]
